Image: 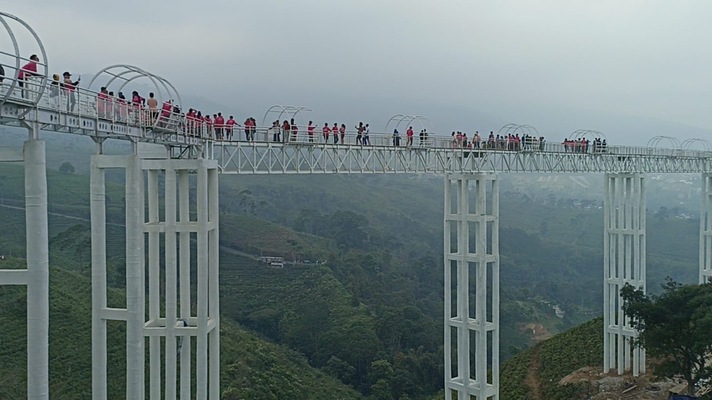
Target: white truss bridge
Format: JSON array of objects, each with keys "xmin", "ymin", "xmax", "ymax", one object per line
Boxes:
[{"xmin": 1, "ymin": 11, "xmax": 711, "ymax": 400}]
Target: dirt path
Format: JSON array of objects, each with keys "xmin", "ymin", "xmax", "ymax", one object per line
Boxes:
[{"xmin": 524, "ymin": 344, "xmax": 543, "ymax": 400}]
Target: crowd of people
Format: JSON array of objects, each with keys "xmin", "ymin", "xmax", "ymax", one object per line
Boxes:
[
  {"xmin": 9, "ymin": 54, "xmax": 613, "ymax": 154},
  {"xmin": 447, "ymin": 131, "xmax": 547, "ymax": 152}
]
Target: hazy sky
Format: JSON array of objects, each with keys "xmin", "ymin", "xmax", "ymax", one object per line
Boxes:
[{"xmin": 5, "ymin": 1, "xmax": 712, "ymax": 143}]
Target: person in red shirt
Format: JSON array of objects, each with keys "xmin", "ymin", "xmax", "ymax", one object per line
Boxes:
[
  {"xmin": 17, "ymin": 54, "xmax": 40, "ymax": 98},
  {"xmin": 159, "ymin": 100, "xmax": 172, "ymax": 127},
  {"xmin": 406, "ymin": 126, "xmax": 414, "ymax": 147},
  {"xmin": 322, "ymin": 123, "xmax": 330, "ymax": 143},
  {"xmin": 332, "ymin": 123, "xmax": 339, "ymax": 144},
  {"xmin": 307, "ymin": 121, "xmax": 315, "ymax": 143}
]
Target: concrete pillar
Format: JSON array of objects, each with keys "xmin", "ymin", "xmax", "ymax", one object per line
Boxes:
[
  {"xmin": 125, "ymin": 155, "xmax": 145, "ymax": 399},
  {"xmin": 444, "ymin": 173, "xmax": 499, "ymax": 400},
  {"xmin": 90, "ymin": 155, "xmax": 107, "ymax": 400},
  {"xmin": 603, "ymin": 173, "xmax": 646, "ymax": 376},
  {"xmin": 700, "ymin": 174, "xmax": 712, "ymax": 284},
  {"xmin": 25, "ymin": 138, "xmax": 49, "ymax": 400}
]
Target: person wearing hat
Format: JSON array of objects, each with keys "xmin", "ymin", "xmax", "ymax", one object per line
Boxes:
[{"xmin": 62, "ymin": 71, "xmax": 80, "ymax": 112}]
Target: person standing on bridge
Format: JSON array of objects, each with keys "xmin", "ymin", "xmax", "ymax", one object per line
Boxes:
[
  {"xmin": 226, "ymin": 115, "xmax": 236, "ymax": 141},
  {"xmin": 322, "ymin": 122, "xmax": 330, "ymax": 143},
  {"xmin": 97, "ymin": 87, "xmax": 110, "ymax": 118},
  {"xmin": 147, "ymin": 92, "xmax": 158, "ymax": 123},
  {"xmin": 215, "ymin": 113, "xmax": 225, "ymax": 140},
  {"xmin": 290, "ymin": 118, "xmax": 298, "ymax": 142},
  {"xmin": 406, "ymin": 126, "xmax": 414, "ymax": 147},
  {"xmin": 18, "ymin": 54, "xmax": 41, "ymax": 98},
  {"xmin": 307, "ymin": 121, "xmax": 315, "ymax": 142},
  {"xmin": 339, "ymin": 124, "xmax": 346, "ymax": 144},
  {"xmin": 62, "ymin": 71, "xmax": 80, "ymax": 112}
]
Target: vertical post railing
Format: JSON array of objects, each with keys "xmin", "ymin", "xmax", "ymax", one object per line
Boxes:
[
  {"xmin": 603, "ymin": 173, "xmax": 646, "ymax": 376},
  {"xmin": 444, "ymin": 173, "xmax": 499, "ymax": 400}
]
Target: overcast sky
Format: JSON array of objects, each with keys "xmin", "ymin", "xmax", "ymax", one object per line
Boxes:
[{"xmin": 5, "ymin": 1, "xmax": 712, "ymax": 144}]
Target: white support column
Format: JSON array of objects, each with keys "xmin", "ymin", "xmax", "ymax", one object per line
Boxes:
[
  {"xmin": 90, "ymin": 155, "xmax": 107, "ymax": 400},
  {"xmin": 91, "ymin": 157, "xmax": 219, "ymax": 399},
  {"xmin": 178, "ymin": 170, "xmax": 192, "ymax": 400},
  {"xmin": 125, "ymin": 155, "xmax": 146, "ymax": 399},
  {"xmin": 603, "ymin": 173, "xmax": 646, "ymax": 376},
  {"xmin": 444, "ymin": 173, "xmax": 499, "ymax": 400},
  {"xmin": 147, "ymin": 169, "xmax": 161, "ymax": 400},
  {"xmin": 700, "ymin": 174, "xmax": 712, "ymax": 284},
  {"xmin": 24, "ymin": 138, "xmax": 49, "ymax": 400}
]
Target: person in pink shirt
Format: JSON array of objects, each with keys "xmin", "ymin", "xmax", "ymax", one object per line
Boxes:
[
  {"xmin": 204, "ymin": 115, "xmax": 213, "ymax": 139},
  {"xmin": 226, "ymin": 115, "xmax": 237, "ymax": 141},
  {"xmin": 244, "ymin": 117, "xmax": 256, "ymax": 141},
  {"xmin": 97, "ymin": 87, "xmax": 110, "ymax": 118},
  {"xmin": 339, "ymin": 124, "xmax": 346, "ymax": 143},
  {"xmin": 322, "ymin": 123, "xmax": 330, "ymax": 143},
  {"xmin": 406, "ymin": 126, "xmax": 414, "ymax": 147},
  {"xmin": 332, "ymin": 123, "xmax": 339, "ymax": 144},
  {"xmin": 17, "ymin": 54, "xmax": 40, "ymax": 98},
  {"xmin": 214, "ymin": 113, "xmax": 225, "ymax": 140}
]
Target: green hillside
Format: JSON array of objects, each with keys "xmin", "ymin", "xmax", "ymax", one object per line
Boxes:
[
  {"xmin": 0, "ymin": 260, "xmax": 361, "ymax": 399},
  {"xmin": 500, "ymin": 318, "xmax": 603, "ymax": 400}
]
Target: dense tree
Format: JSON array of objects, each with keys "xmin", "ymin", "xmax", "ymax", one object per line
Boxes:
[
  {"xmin": 621, "ymin": 280, "xmax": 712, "ymax": 396},
  {"xmin": 58, "ymin": 161, "xmax": 75, "ymax": 174}
]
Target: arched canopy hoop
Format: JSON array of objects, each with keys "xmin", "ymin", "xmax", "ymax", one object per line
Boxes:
[
  {"xmin": 568, "ymin": 129, "xmax": 606, "ymax": 140},
  {"xmin": 87, "ymin": 64, "xmax": 182, "ymax": 110},
  {"xmin": 261, "ymin": 105, "xmax": 312, "ymax": 126},
  {"xmin": 681, "ymin": 138, "xmax": 712, "ymax": 152},
  {"xmin": 0, "ymin": 12, "xmax": 49, "ymax": 106},
  {"xmin": 646, "ymin": 136, "xmax": 681, "ymax": 149},
  {"xmin": 385, "ymin": 114, "xmax": 431, "ymax": 134},
  {"xmin": 497, "ymin": 123, "xmax": 539, "ymax": 138}
]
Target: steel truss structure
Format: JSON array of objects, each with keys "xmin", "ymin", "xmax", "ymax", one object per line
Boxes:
[
  {"xmin": 603, "ymin": 174, "xmax": 646, "ymax": 376},
  {"xmin": 212, "ymin": 142, "xmax": 712, "ymax": 175},
  {"xmin": 90, "ymin": 155, "xmax": 220, "ymax": 399},
  {"xmin": 444, "ymin": 173, "xmax": 499, "ymax": 400}
]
